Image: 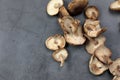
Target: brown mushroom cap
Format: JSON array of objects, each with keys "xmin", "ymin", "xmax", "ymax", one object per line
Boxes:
[
  {"xmin": 47, "ymin": 0, "xmax": 64, "ymax": 16},
  {"xmin": 45, "ymin": 34, "xmax": 66, "ymax": 50},
  {"xmin": 84, "ymin": 19, "xmax": 106, "ymax": 38},
  {"xmin": 52, "ymin": 48, "xmax": 68, "ymax": 67},
  {"xmin": 89, "ymin": 55, "xmax": 108, "ymax": 75},
  {"xmin": 95, "ymin": 45, "xmax": 112, "ymax": 64},
  {"xmin": 113, "ymin": 76, "xmax": 120, "ymax": 80},
  {"xmin": 68, "ymin": 0, "xmax": 88, "ymax": 16},
  {"xmin": 110, "ymin": 0, "xmax": 120, "ymax": 11},
  {"xmin": 109, "ymin": 58, "xmax": 120, "ymax": 76},
  {"xmin": 85, "ymin": 35, "xmax": 106, "ymax": 55},
  {"xmin": 85, "ymin": 6, "xmax": 99, "ymax": 20},
  {"xmin": 58, "ymin": 16, "xmax": 86, "ymax": 45}
]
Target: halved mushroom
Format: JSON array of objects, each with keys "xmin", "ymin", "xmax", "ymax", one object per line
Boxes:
[
  {"xmin": 95, "ymin": 45, "xmax": 112, "ymax": 64},
  {"xmin": 52, "ymin": 48, "xmax": 68, "ymax": 67},
  {"xmin": 68, "ymin": 0, "xmax": 88, "ymax": 16},
  {"xmin": 85, "ymin": 35, "xmax": 106, "ymax": 55},
  {"xmin": 47, "ymin": 0, "xmax": 64, "ymax": 16},
  {"xmin": 84, "ymin": 19, "xmax": 106, "ymax": 38},
  {"xmin": 58, "ymin": 16, "xmax": 86, "ymax": 45},
  {"xmin": 110, "ymin": 0, "xmax": 120, "ymax": 11},
  {"xmin": 85, "ymin": 6, "xmax": 99, "ymax": 20},
  {"xmin": 89, "ymin": 55, "xmax": 108, "ymax": 75},
  {"xmin": 45, "ymin": 34, "xmax": 66, "ymax": 50},
  {"xmin": 109, "ymin": 58, "xmax": 120, "ymax": 76},
  {"xmin": 113, "ymin": 76, "xmax": 120, "ymax": 80}
]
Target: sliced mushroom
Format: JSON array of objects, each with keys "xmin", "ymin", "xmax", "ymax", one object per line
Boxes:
[
  {"xmin": 58, "ymin": 16, "xmax": 86, "ymax": 45},
  {"xmin": 68, "ymin": 0, "xmax": 88, "ymax": 16},
  {"xmin": 110, "ymin": 0, "xmax": 120, "ymax": 11},
  {"xmin": 109, "ymin": 58, "xmax": 120, "ymax": 76},
  {"xmin": 85, "ymin": 6, "xmax": 99, "ymax": 20},
  {"xmin": 84, "ymin": 19, "xmax": 106, "ymax": 38},
  {"xmin": 52, "ymin": 48, "xmax": 68, "ymax": 67},
  {"xmin": 113, "ymin": 76, "xmax": 120, "ymax": 80},
  {"xmin": 47, "ymin": 0, "xmax": 64, "ymax": 16},
  {"xmin": 95, "ymin": 45, "xmax": 112, "ymax": 64},
  {"xmin": 89, "ymin": 55, "xmax": 108, "ymax": 75},
  {"xmin": 85, "ymin": 35, "xmax": 106, "ymax": 55},
  {"xmin": 45, "ymin": 34, "xmax": 66, "ymax": 50}
]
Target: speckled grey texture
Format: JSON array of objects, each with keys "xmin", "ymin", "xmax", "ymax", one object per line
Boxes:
[{"xmin": 0, "ymin": 0, "xmax": 119, "ymax": 80}]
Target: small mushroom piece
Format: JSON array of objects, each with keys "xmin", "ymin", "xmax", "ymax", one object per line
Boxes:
[
  {"xmin": 47, "ymin": 0, "xmax": 64, "ymax": 16},
  {"xmin": 58, "ymin": 16, "xmax": 86, "ymax": 45},
  {"xmin": 110, "ymin": 0, "xmax": 120, "ymax": 11},
  {"xmin": 89, "ymin": 55, "xmax": 108, "ymax": 75},
  {"xmin": 52, "ymin": 48, "xmax": 68, "ymax": 67},
  {"xmin": 95, "ymin": 45, "xmax": 112, "ymax": 64},
  {"xmin": 84, "ymin": 19, "xmax": 106, "ymax": 37},
  {"xmin": 109, "ymin": 58, "xmax": 120, "ymax": 76},
  {"xmin": 85, "ymin": 6, "xmax": 99, "ymax": 20},
  {"xmin": 45, "ymin": 34, "xmax": 66, "ymax": 50},
  {"xmin": 85, "ymin": 35, "xmax": 106, "ymax": 55},
  {"xmin": 68, "ymin": 0, "xmax": 88, "ymax": 16},
  {"xmin": 113, "ymin": 76, "xmax": 120, "ymax": 80}
]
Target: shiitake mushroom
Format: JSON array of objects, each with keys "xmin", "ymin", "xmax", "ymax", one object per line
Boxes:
[
  {"xmin": 84, "ymin": 19, "xmax": 106, "ymax": 38},
  {"xmin": 109, "ymin": 58, "xmax": 120, "ymax": 77},
  {"xmin": 89, "ymin": 55, "xmax": 108, "ymax": 75},
  {"xmin": 52, "ymin": 48, "xmax": 68, "ymax": 67},
  {"xmin": 58, "ymin": 16, "xmax": 86, "ymax": 45},
  {"xmin": 45, "ymin": 34, "xmax": 66, "ymax": 50},
  {"xmin": 85, "ymin": 6, "xmax": 99, "ymax": 20}
]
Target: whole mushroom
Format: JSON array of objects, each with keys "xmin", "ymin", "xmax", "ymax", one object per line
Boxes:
[
  {"xmin": 85, "ymin": 35, "xmax": 106, "ymax": 55},
  {"xmin": 95, "ymin": 45, "xmax": 112, "ymax": 64},
  {"xmin": 68, "ymin": 0, "xmax": 88, "ymax": 16},
  {"xmin": 52, "ymin": 48, "xmax": 68, "ymax": 67},
  {"xmin": 47, "ymin": 0, "xmax": 64, "ymax": 16},
  {"xmin": 58, "ymin": 16, "xmax": 86, "ymax": 45},
  {"xmin": 110, "ymin": 0, "xmax": 120, "ymax": 11},
  {"xmin": 109, "ymin": 58, "xmax": 120, "ymax": 77},
  {"xmin": 85, "ymin": 6, "xmax": 99, "ymax": 20},
  {"xmin": 89, "ymin": 55, "xmax": 108, "ymax": 75},
  {"xmin": 84, "ymin": 19, "xmax": 106, "ymax": 38},
  {"xmin": 45, "ymin": 34, "xmax": 66, "ymax": 50}
]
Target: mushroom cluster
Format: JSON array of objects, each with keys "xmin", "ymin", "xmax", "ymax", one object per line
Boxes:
[{"xmin": 46, "ymin": 0, "xmax": 120, "ymax": 80}]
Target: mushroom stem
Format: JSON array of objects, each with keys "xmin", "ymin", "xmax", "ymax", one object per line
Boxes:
[
  {"xmin": 60, "ymin": 54, "xmax": 64, "ymax": 67},
  {"xmin": 59, "ymin": 6, "xmax": 70, "ymax": 18}
]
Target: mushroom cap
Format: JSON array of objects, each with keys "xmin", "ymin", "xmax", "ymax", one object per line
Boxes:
[
  {"xmin": 84, "ymin": 19, "xmax": 102, "ymax": 38},
  {"xmin": 89, "ymin": 55, "xmax": 108, "ymax": 75},
  {"xmin": 109, "ymin": 58, "xmax": 120, "ymax": 76},
  {"xmin": 85, "ymin": 6, "xmax": 99, "ymax": 20},
  {"xmin": 58, "ymin": 16, "xmax": 86, "ymax": 45},
  {"xmin": 68, "ymin": 0, "xmax": 88, "ymax": 15},
  {"xmin": 45, "ymin": 34, "xmax": 66, "ymax": 50},
  {"xmin": 47, "ymin": 0, "xmax": 64, "ymax": 16},
  {"xmin": 95, "ymin": 45, "xmax": 112, "ymax": 64},
  {"xmin": 110, "ymin": 0, "xmax": 120, "ymax": 11},
  {"xmin": 113, "ymin": 76, "xmax": 120, "ymax": 80},
  {"xmin": 86, "ymin": 35, "xmax": 106, "ymax": 55},
  {"xmin": 52, "ymin": 48, "xmax": 68, "ymax": 62}
]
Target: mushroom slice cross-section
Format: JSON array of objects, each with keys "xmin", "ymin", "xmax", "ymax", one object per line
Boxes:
[
  {"xmin": 52, "ymin": 48, "xmax": 68, "ymax": 67},
  {"xmin": 109, "ymin": 58, "xmax": 120, "ymax": 77},
  {"xmin": 47, "ymin": 0, "xmax": 64, "ymax": 16},
  {"xmin": 45, "ymin": 34, "xmax": 66, "ymax": 50},
  {"xmin": 89, "ymin": 55, "xmax": 108, "ymax": 75}
]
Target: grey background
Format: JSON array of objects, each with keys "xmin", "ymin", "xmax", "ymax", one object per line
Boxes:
[{"xmin": 0, "ymin": 0, "xmax": 119, "ymax": 80}]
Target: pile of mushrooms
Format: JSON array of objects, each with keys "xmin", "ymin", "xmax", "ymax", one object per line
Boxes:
[{"xmin": 46, "ymin": 0, "xmax": 120, "ymax": 80}]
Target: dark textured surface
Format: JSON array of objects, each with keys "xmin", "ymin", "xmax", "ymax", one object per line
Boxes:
[{"xmin": 0, "ymin": 0, "xmax": 119, "ymax": 80}]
